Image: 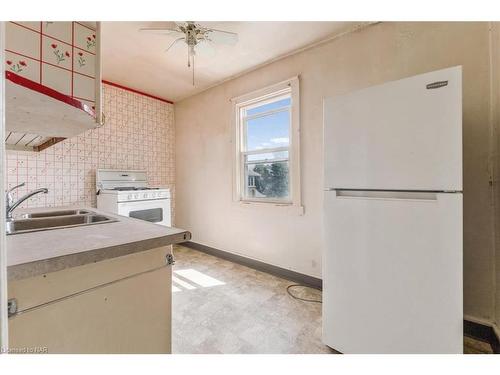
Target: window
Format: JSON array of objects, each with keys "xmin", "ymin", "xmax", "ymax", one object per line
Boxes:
[{"xmin": 233, "ymin": 77, "xmax": 301, "ymax": 209}]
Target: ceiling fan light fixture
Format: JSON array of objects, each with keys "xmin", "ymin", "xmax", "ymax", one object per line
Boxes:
[{"xmin": 140, "ymin": 21, "xmax": 238, "ymax": 86}]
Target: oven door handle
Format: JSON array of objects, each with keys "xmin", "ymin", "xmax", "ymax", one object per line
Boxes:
[{"xmin": 118, "ymin": 199, "xmax": 169, "ymax": 207}]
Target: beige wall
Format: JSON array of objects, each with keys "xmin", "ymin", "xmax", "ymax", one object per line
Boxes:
[{"xmin": 176, "ymin": 22, "xmax": 497, "ymax": 323}]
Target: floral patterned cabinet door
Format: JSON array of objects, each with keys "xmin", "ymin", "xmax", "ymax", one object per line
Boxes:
[{"xmin": 4, "ymin": 21, "xmax": 102, "ymax": 151}]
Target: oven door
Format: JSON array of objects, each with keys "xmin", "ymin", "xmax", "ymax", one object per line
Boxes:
[{"xmin": 117, "ymin": 199, "xmax": 171, "ymax": 227}]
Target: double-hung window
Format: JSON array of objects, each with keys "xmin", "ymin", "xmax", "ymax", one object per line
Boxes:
[{"xmin": 233, "ymin": 77, "xmax": 301, "ymax": 209}]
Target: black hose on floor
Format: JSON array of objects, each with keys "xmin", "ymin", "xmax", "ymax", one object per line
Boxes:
[{"xmin": 286, "ymin": 284, "xmax": 322, "ymax": 303}]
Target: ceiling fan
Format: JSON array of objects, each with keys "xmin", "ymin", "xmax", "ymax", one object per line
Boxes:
[{"xmin": 139, "ymin": 21, "xmax": 238, "ymax": 86}]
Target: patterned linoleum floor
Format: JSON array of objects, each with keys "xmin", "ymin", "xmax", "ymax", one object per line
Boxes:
[{"xmin": 171, "ymin": 245, "xmax": 494, "ymax": 354}]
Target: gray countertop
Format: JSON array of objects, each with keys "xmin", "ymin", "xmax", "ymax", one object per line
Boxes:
[{"xmin": 7, "ymin": 206, "xmax": 191, "ymax": 281}]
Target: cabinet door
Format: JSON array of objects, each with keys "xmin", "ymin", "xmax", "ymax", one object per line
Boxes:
[
  {"xmin": 9, "ymin": 266, "xmax": 172, "ymax": 354},
  {"xmin": 92, "ymin": 22, "xmax": 103, "ymax": 125},
  {"xmin": 71, "ymin": 21, "xmax": 102, "ymax": 124},
  {"xmin": 5, "ymin": 21, "xmax": 103, "ymax": 150}
]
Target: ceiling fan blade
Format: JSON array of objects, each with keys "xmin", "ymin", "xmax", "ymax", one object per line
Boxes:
[
  {"xmin": 138, "ymin": 27, "xmax": 183, "ymax": 36},
  {"xmin": 139, "ymin": 21, "xmax": 179, "ymax": 30},
  {"xmin": 205, "ymin": 29, "xmax": 238, "ymax": 45},
  {"xmin": 194, "ymin": 40, "xmax": 216, "ymax": 58},
  {"xmin": 165, "ymin": 37, "xmax": 185, "ymax": 53}
]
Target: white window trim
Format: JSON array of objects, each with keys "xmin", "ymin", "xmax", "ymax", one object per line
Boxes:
[{"xmin": 231, "ymin": 76, "xmax": 303, "ymax": 215}]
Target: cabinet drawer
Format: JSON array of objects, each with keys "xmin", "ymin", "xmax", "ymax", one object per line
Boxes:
[{"xmin": 8, "ymin": 246, "xmax": 171, "ymax": 312}]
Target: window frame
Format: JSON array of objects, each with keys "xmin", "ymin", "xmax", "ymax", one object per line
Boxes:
[
  {"xmin": 240, "ymin": 91, "xmax": 291, "ymax": 203},
  {"xmin": 232, "ymin": 77, "xmax": 302, "ymax": 212}
]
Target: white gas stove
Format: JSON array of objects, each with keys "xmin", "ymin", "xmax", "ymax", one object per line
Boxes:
[{"xmin": 96, "ymin": 169, "xmax": 171, "ymax": 226}]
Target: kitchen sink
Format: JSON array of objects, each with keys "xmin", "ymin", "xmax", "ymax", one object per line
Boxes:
[
  {"xmin": 20, "ymin": 209, "xmax": 90, "ymax": 218},
  {"xmin": 6, "ymin": 210, "xmax": 117, "ymax": 235}
]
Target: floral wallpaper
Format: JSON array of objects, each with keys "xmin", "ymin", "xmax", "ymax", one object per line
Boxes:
[{"xmin": 5, "ymin": 83, "xmax": 176, "ymax": 220}]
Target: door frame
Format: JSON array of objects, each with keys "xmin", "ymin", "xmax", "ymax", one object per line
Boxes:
[{"xmin": 0, "ymin": 21, "xmax": 9, "ymax": 352}]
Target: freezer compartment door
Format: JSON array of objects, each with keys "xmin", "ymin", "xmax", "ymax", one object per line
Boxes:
[
  {"xmin": 322, "ymin": 191, "xmax": 462, "ymax": 353},
  {"xmin": 324, "ymin": 66, "xmax": 462, "ymax": 191}
]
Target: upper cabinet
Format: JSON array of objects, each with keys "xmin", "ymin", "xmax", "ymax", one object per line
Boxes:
[{"xmin": 4, "ymin": 21, "xmax": 102, "ymax": 151}]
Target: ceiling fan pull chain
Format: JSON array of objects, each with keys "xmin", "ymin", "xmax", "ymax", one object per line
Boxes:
[{"xmin": 192, "ymin": 54, "xmax": 195, "ymax": 86}]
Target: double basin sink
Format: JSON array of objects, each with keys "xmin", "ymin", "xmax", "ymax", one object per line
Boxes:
[{"xmin": 6, "ymin": 209, "xmax": 117, "ymax": 235}]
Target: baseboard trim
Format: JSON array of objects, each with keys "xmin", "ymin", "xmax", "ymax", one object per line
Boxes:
[
  {"xmin": 464, "ymin": 319, "xmax": 500, "ymax": 353},
  {"xmin": 182, "ymin": 241, "xmax": 322, "ymax": 289}
]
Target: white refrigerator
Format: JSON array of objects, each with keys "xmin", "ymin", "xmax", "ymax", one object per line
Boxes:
[{"xmin": 322, "ymin": 66, "xmax": 463, "ymax": 354}]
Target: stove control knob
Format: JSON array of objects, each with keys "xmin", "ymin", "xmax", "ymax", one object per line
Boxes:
[
  {"xmin": 127, "ymin": 194, "xmax": 132, "ymax": 200},
  {"xmin": 151, "ymin": 193, "xmax": 156, "ymax": 198},
  {"xmin": 143, "ymin": 193, "xmax": 148, "ymax": 199},
  {"xmin": 134, "ymin": 194, "xmax": 139, "ymax": 199}
]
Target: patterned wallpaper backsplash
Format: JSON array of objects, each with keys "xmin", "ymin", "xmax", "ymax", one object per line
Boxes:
[{"xmin": 5, "ymin": 83, "xmax": 175, "ymax": 218}]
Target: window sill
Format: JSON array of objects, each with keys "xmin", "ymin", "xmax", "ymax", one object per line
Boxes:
[{"xmin": 233, "ymin": 200, "xmax": 305, "ymax": 216}]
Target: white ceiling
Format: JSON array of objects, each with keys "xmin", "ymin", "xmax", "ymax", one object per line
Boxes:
[{"xmin": 102, "ymin": 22, "xmax": 362, "ymax": 102}]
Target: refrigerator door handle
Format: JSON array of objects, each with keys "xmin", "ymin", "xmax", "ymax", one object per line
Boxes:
[{"xmin": 334, "ymin": 190, "xmax": 438, "ymax": 201}]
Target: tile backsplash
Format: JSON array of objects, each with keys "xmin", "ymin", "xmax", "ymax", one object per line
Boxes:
[{"xmin": 6, "ymin": 83, "xmax": 175, "ymax": 217}]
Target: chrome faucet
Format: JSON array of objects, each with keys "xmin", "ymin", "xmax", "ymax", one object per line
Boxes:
[{"xmin": 5, "ymin": 182, "xmax": 48, "ymax": 220}]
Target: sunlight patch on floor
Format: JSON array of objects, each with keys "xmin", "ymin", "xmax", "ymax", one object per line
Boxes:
[
  {"xmin": 172, "ymin": 275, "xmax": 197, "ymax": 290},
  {"xmin": 174, "ymin": 268, "xmax": 225, "ymax": 288},
  {"xmin": 172, "ymin": 285, "xmax": 181, "ymax": 293}
]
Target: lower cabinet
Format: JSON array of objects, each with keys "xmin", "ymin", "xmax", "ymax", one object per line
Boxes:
[{"xmin": 8, "ymin": 246, "xmax": 172, "ymax": 354}]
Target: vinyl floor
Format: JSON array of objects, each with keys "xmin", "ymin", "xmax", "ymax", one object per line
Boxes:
[{"xmin": 171, "ymin": 245, "xmax": 493, "ymax": 354}]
